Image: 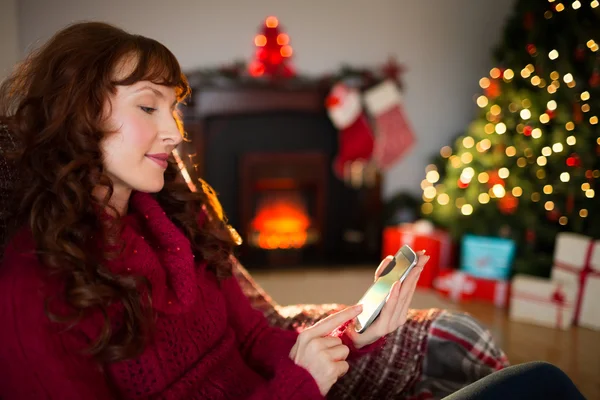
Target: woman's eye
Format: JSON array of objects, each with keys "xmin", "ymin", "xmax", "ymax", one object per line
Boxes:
[{"xmin": 140, "ymin": 106, "xmax": 157, "ymax": 114}]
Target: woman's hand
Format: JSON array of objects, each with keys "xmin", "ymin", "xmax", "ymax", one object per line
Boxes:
[
  {"xmin": 345, "ymin": 251, "xmax": 430, "ymax": 349},
  {"xmin": 289, "ymin": 305, "xmax": 363, "ymax": 396}
]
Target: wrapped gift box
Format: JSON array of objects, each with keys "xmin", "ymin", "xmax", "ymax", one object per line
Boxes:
[
  {"xmin": 471, "ymin": 276, "xmax": 510, "ymax": 308},
  {"xmin": 460, "ymin": 235, "xmax": 515, "ymax": 280},
  {"xmin": 551, "ymin": 233, "xmax": 600, "ymax": 330},
  {"xmin": 434, "ymin": 270, "xmax": 509, "ymax": 307},
  {"xmin": 382, "ymin": 220, "xmax": 452, "ymax": 288},
  {"xmin": 509, "ymin": 274, "xmax": 577, "ymax": 330},
  {"xmin": 433, "ymin": 270, "xmax": 476, "ymax": 302}
]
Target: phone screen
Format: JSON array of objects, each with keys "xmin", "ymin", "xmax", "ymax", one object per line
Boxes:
[{"xmin": 356, "ymin": 246, "xmax": 417, "ymax": 331}]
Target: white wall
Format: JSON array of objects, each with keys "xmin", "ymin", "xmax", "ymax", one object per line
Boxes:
[
  {"xmin": 0, "ymin": 0, "xmax": 19, "ymax": 82},
  {"xmin": 16, "ymin": 0, "xmax": 515, "ymax": 198}
]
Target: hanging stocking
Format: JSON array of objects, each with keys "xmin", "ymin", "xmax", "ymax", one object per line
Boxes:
[
  {"xmin": 326, "ymin": 83, "xmax": 375, "ymax": 181},
  {"xmin": 364, "ymin": 80, "xmax": 416, "ymax": 171}
]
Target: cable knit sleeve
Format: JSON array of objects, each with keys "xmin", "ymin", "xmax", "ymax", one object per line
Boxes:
[
  {"xmin": 221, "ymin": 276, "xmax": 324, "ymax": 399},
  {"xmin": 0, "ymin": 248, "xmax": 114, "ymax": 400}
]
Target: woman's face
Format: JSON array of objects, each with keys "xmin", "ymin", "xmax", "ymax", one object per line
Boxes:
[{"xmin": 101, "ymin": 80, "xmax": 182, "ymax": 199}]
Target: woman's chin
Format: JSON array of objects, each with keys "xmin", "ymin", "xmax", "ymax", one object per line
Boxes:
[{"xmin": 135, "ymin": 179, "xmax": 165, "ymax": 193}]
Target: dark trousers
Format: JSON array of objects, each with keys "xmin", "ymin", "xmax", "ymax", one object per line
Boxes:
[{"xmin": 445, "ymin": 361, "xmax": 586, "ymax": 400}]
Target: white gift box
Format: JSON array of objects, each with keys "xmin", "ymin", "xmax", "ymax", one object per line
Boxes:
[
  {"xmin": 550, "ymin": 232, "xmax": 600, "ymax": 330},
  {"xmin": 509, "ymin": 274, "xmax": 577, "ymax": 330}
]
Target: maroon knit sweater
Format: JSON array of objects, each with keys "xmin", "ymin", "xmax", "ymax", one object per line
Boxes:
[{"xmin": 0, "ymin": 191, "xmax": 381, "ymax": 399}]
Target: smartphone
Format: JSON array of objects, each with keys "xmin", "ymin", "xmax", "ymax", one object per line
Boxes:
[{"xmin": 354, "ymin": 245, "xmax": 419, "ymax": 333}]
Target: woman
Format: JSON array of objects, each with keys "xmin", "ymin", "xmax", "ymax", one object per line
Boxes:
[{"xmin": 0, "ymin": 22, "xmax": 427, "ymax": 399}]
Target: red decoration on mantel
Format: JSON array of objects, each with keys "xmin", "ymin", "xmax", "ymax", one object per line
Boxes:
[
  {"xmin": 381, "ymin": 56, "xmax": 405, "ymax": 84},
  {"xmin": 248, "ymin": 16, "xmax": 295, "ymax": 78}
]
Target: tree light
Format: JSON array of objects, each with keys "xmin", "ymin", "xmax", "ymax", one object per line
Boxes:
[
  {"xmin": 490, "ymin": 68, "xmax": 501, "ymax": 78},
  {"xmin": 586, "ymin": 189, "xmax": 595, "ymax": 198},
  {"xmin": 549, "ymin": 49, "xmax": 559, "ymax": 59},
  {"xmin": 461, "ymin": 153, "xmax": 473, "ymax": 164},
  {"xmin": 560, "ymin": 172, "xmax": 570, "ymax": 182},
  {"xmin": 563, "ymin": 73, "xmax": 574, "ymax": 83},
  {"xmin": 479, "ymin": 77, "xmax": 490, "ymax": 88},
  {"xmin": 498, "ymin": 168, "xmax": 510, "ymax": 179},
  {"xmin": 542, "ymin": 146, "xmax": 552, "ymax": 156},
  {"xmin": 531, "ymin": 192, "xmax": 541, "ymax": 202},
  {"xmin": 582, "ymin": 104, "xmax": 591, "ymax": 112},
  {"xmin": 581, "ymin": 91, "xmax": 590, "ymax": 101},
  {"xmin": 544, "ymin": 185, "xmax": 553, "ymax": 194},
  {"xmin": 590, "ymin": 116, "xmax": 598, "ymax": 124},
  {"xmin": 547, "ymin": 100, "xmax": 558, "ymax": 110},
  {"xmin": 479, "ymin": 193, "xmax": 490, "ymax": 204},
  {"xmin": 477, "ymin": 96, "xmax": 489, "ymax": 108},
  {"xmin": 550, "ymin": 71, "xmax": 560, "ymax": 80},
  {"xmin": 463, "ymin": 137, "xmax": 475, "ymax": 148},
  {"xmin": 565, "ymin": 121, "xmax": 575, "ymax": 131},
  {"xmin": 540, "ymin": 113, "xmax": 550, "ymax": 124},
  {"xmin": 490, "ymin": 105, "xmax": 502, "ymax": 116},
  {"xmin": 520, "ymin": 109, "xmax": 531, "ymax": 119},
  {"xmin": 461, "ymin": 204, "xmax": 474, "ymax": 216},
  {"xmin": 553, "ymin": 142, "xmax": 564, "ymax": 152},
  {"xmin": 582, "ymin": 183, "xmax": 591, "ymax": 191},
  {"xmin": 545, "ymin": 201, "xmax": 555, "ymax": 211},
  {"xmin": 531, "ymin": 76, "xmax": 541, "ymax": 86},
  {"xmin": 424, "ymin": 186, "xmax": 437, "ymax": 199},
  {"xmin": 521, "ymin": 68, "xmax": 532, "ymax": 78},
  {"xmin": 537, "ymin": 169, "xmax": 546, "ymax": 179},
  {"xmin": 437, "ymin": 193, "xmax": 450, "ymax": 205},
  {"xmin": 566, "ymin": 136, "xmax": 576, "ymax": 145},
  {"xmin": 461, "ymin": 167, "xmax": 475, "ymax": 180},
  {"xmin": 592, "ymin": 0, "xmax": 599, "ymax": 8},
  {"xmin": 559, "ymin": 216, "xmax": 568, "ymax": 226},
  {"xmin": 503, "ymin": 69, "xmax": 514, "ymax": 81},
  {"xmin": 495, "ymin": 123, "xmax": 507, "ymax": 134},
  {"xmin": 492, "ymin": 184, "xmax": 506, "ymax": 198},
  {"xmin": 506, "ymin": 146, "xmax": 517, "ymax": 157},
  {"xmin": 441, "ymin": 146, "xmax": 452, "ymax": 158},
  {"xmin": 532, "ymin": 128, "xmax": 543, "ymax": 139},
  {"xmin": 580, "ymin": 209, "xmax": 589, "ymax": 217},
  {"xmin": 537, "ymin": 156, "xmax": 548, "ymax": 166},
  {"xmin": 422, "ymin": 203, "xmax": 433, "ymax": 214},
  {"xmin": 478, "ymin": 172, "xmax": 490, "ymax": 183},
  {"xmin": 572, "ymin": 0, "xmax": 581, "ymax": 9},
  {"xmin": 426, "ymin": 170, "xmax": 440, "ymax": 183},
  {"xmin": 512, "ymin": 187, "xmax": 523, "ymax": 197}
]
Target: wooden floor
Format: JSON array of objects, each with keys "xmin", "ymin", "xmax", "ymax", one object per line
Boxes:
[{"xmin": 251, "ymin": 266, "xmax": 600, "ymax": 399}]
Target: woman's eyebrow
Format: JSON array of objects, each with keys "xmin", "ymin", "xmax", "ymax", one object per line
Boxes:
[{"xmin": 134, "ymin": 85, "xmax": 178, "ymax": 108}]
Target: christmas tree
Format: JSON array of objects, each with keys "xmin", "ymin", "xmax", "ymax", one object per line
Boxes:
[
  {"xmin": 422, "ymin": 0, "xmax": 600, "ymax": 277},
  {"xmin": 248, "ymin": 16, "xmax": 295, "ymax": 78}
]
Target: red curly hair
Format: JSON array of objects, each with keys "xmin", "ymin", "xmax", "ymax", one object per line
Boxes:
[{"xmin": 0, "ymin": 22, "xmax": 236, "ymax": 363}]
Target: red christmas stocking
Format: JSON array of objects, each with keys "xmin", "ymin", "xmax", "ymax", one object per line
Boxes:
[
  {"xmin": 364, "ymin": 80, "xmax": 416, "ymax": 170},
  {"xmin": 326, "ymin": 83, "xmax": 374, "ymax": 180}
]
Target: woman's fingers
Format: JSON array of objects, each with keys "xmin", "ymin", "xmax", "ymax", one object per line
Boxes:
[{"xmin": 325, "ymin": 344, "xmax": 350, "ymax": 361}]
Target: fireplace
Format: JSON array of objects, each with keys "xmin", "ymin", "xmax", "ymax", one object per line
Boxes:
[{"xmin": 179, "ymin": 81, "xmax": 382, "ymax": 268}]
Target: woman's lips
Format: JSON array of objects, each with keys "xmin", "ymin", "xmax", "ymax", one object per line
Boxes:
[{"xmin": 146, "ymin": 155, "xmax": 168, "ymax": 168}]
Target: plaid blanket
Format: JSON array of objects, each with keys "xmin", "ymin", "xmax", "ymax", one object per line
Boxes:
[{"xmin": 233, "ymin": 261, "xmax": 509, "ymax": 399}]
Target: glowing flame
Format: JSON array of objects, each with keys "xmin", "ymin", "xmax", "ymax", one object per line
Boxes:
[{"xmin": 250, "ymin": 194, "xmax": 312, "ymax": 249}]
